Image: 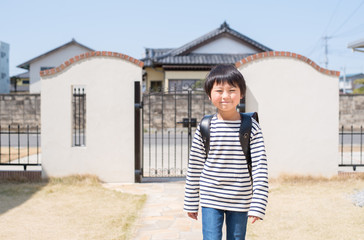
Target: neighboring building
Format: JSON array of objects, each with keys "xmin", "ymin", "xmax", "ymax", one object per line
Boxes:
[
  {"xmin": 339, "ymin": 73, "xmax": 364, "ymax": 94},
  {"xmin": 10, "ymin": 71, "xmax": 29, "ymax": 92},
  {"xmin": 141, "ymin": 22, "xmax": 272, "ymax": 92},
  {"xmin": 0, "ymin": 41, "xmax": 10, "ymax": 93},
  {"xmin": 17, "ymin": 39, "xmax": 93, "ymax": 93}
]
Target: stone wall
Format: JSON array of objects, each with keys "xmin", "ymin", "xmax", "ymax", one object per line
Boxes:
[
  {"xmin": 0, "ymin": 94, "xmax": 40, "ymax": 130},
  {"xmin": 142, "ymin": 92, "xmax": 216, "ymax": 131},
  {"xmin": 340, "ymin": 94, "xmax": 364, "ymax": 130},
  {"xmin": 0, "ymin": 93, "xmax": 363, "ymax": 131}
]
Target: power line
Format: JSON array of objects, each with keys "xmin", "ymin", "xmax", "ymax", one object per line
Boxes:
[
  {"xmin": 306, "ymin": 0, "xmax": 344, "ymax": 60},
  {"xmin": 319, "ymin": 0, "xmax": 364, "ymax": 69},
  {"xmin": 322, "ymin": 0, "xmax": 343, "ymax": 36},
  {"xmin": 305, "ymin": 37, "xmax": 322, "ymax": 57},
  {"xmin": 333, "ymin": 22, "xmax": 364, "ymax": 38},
  {"xmin": 330, "ymin": 0, "xmax": 364, "ymax": 36}
]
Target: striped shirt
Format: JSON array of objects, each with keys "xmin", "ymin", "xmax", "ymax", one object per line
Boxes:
[{"xmin": 183, "ymin": 115, "xmax": 269, "ymax": 219}]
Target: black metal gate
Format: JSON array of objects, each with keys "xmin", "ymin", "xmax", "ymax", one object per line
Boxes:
[
  {"xmin": 339, "ymin": 125, "xmax": 364, "ymax": 171},
  {"xmin": 139, "ymin": 87, "xmax": 215, "ymax": 179}
]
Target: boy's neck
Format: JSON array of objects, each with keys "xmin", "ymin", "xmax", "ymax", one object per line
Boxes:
[{"xmin": 217, "ymin": 111, "xmax": 240, "ymax": 121}]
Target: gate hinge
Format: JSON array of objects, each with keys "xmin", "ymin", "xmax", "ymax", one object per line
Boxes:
[{"xmin": 135, "ymin": 101, "xmax": 143, "ymax": 109}]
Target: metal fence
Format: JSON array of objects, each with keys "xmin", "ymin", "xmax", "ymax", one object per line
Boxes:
[
  {"xmin": 141, "ymin": 88, "xmax": 216, "ymax": 178},
  {"xmin": 0, "ymin": 125, "xmax": 41, "ymax": 170},
  {"xmin": 339, "ymin": 126, "xmax": 364, "ymax": 170}
]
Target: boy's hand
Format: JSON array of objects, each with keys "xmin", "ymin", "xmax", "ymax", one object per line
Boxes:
[
  {"xmin": 249, "ymin": 216, "xmax": 261, "ymax": 224},
  {"xmin": 187, "ymin": 212, "xmax": 198, "ymax": 220}
]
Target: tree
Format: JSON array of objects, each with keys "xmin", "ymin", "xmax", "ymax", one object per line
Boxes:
[{"xmin": 353, "ymin": 78, "xmax": 364, "ymax": 94}]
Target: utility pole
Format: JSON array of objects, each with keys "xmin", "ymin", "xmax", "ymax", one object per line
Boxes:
[
  {"xmin": 323, "ymin": 36, "xmax": 331, "ymax": 69},
  {"xmin": 342, "ymin": 67, "xmax": 347, "ymax": 94}
]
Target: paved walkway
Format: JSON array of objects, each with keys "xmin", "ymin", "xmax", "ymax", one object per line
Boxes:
[{"xmin": 104, "ymin": 181, "xmax": 203, "ymax": 240}]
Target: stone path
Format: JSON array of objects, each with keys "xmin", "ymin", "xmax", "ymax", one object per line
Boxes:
[{"xmin": 104, "ymin": 181, "xmax": 203, "ymax": 240}]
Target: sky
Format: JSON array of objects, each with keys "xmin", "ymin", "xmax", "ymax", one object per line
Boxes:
[{"xmin": 1, "ymin": 0, "xmax": 364, "ymax": 77}]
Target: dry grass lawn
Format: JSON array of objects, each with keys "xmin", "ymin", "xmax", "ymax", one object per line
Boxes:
[
  {"xmin": 1, "ymin": 174, "xmax": 364, "ymax": 240},
  {"xmin": 247, "ymin": 175, "xmax": 364, "ymax": 240},
  {"xmin": 0, "ymin": 175, "xmax": 146, "ymax": 240}
]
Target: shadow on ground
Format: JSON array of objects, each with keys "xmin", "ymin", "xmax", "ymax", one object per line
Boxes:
[{"xmin": 0, "ymin": 181, "xmax": 46, "ymax": 215}]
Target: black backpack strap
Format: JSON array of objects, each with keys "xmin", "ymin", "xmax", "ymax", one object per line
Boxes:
[
  {"xmin": 200, "ymin": 112, "xmax": 258, "ymax": 181},
  {"xmin": 243, "ymin": 112, "xmax": 259, "ymax": 123},
  {"xmin": 200, "ymin": 114, "xmax": 214, "ymax": 156},
  {"xmin": 239, "ymin": 112, "xmax": 253, "ymax": 179}
]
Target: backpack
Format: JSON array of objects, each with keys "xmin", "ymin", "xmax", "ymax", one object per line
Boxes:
[{"xmin": 199, "ymin": 112, "xmax": 259, "ymax": 179}]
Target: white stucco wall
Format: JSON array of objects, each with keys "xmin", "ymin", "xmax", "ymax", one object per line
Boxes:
[
  {"xmin": 237, "ymin": 56, "xmax": 339, "ymax": 177},
  {"xmin": 191, "ymin": 36, "xmax": 259, "ymax": 54},
  {"xmin": 41, "ymin": 55, "xmax": 142, "ymax": 183},
  {"xmin": 30, "ymin": 44, "xmax": 91, "ymax": 93}
]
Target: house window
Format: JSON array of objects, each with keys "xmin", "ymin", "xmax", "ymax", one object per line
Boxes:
[
  {"xmin": 41, "ymin": 66, "xmax": 55, "ymax": 71},
  {"xmin": 150, "ymin": 81, "xmax": 162, "ymax": 92},
  {"xmin": 1, "ymin": 73, "xmax": 6, "ymax": 79},
  {"xmin": 0, "ymin": 52, "xmax": 5, "ymax": 58},
  {"xmin": 72, "ymin": 86, "xmax": 86, "ymax": 147},
  {"xmin": 168, "ymin": 79, "xmax": 199, "ymax": 92}
]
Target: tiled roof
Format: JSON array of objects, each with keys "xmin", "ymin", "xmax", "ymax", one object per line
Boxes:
[
  {"xmin": 142, "ymin": 22, "xmax": 272, "ymax": 67},
  {"xmin": 143, "ymin": 53, "xmax": 251, "ymax": 66}
]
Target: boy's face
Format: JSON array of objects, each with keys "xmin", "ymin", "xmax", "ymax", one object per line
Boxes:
[{"xmin": 209, "ymin": 81, "xmax": 243, "ymax": 114}]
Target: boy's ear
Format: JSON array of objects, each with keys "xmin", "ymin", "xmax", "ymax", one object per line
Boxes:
[{"xmin": 240, "ymin": 94, "xmax": 244, "ymax": 99}]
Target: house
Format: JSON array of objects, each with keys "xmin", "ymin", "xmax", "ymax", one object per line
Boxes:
[
  {"xmin": 17, "ymin": 39, "xmax": 93, "ymax": 93},
  {"xmin": 0, "ymin": 41, "xmax": 10, "ymax": 93},
  {"xmin": 141, "ymin": 22, "xmax": 272, "ymax": 92},
  {"xmin": 339, "ymin": 73, "xmax": 364, "ymax": 94},
  {"xmin": 10, "ymin": 71, "xmax": 29, "ymax": 92}
]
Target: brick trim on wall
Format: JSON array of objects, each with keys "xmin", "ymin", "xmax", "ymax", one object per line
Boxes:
[
  {"xmin": 40, "ymin": 51, "xmax": 144, "ymax": 77},
  {"xmin": 235, "ymin": 51, "xmax": 340, "ymax": 77}
]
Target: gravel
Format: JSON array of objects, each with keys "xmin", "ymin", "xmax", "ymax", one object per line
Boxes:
[{"xmin": 350, "ymin": 189, "xmax": 364, "ymax": 207}]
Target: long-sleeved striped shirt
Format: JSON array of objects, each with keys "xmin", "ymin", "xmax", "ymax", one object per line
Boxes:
[{"xmin": 183, "ymin": 115, "xmax": 269, "ymax": 219}]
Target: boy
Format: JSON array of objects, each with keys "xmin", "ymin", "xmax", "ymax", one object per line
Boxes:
[{"xmin": 183, "ymin": 64, "xmax": 269, "ymax": 240}]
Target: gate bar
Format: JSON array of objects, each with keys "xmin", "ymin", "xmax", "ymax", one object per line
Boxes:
[{"xmin": 134, "ymin": 81, "xmax": 142, "ymax": 183}]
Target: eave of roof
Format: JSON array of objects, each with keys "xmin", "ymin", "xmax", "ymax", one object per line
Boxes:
[
  {"xmin": 162, "ymin": 65, "xmax": 212, "ymax": 71},
  {"xmin": 17, "ymin": 39, "xmax": 94, "ymax": 70},
  {"xmin": 142, "ymin": 53, "xmax": 252, "ymax": 67},
  {"xmin": 348, "ymin": 38, "xmax": 364, "ymax": 52}
]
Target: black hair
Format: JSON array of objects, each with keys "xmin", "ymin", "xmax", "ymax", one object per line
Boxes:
[{"xmin": 204, "ymin": 64, "xmax": 246, "ymax": 98}]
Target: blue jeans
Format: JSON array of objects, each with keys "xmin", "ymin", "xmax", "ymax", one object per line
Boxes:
[{"xmin": 202, "ymin": 207, "xmax": 248, "ymax": 240}]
